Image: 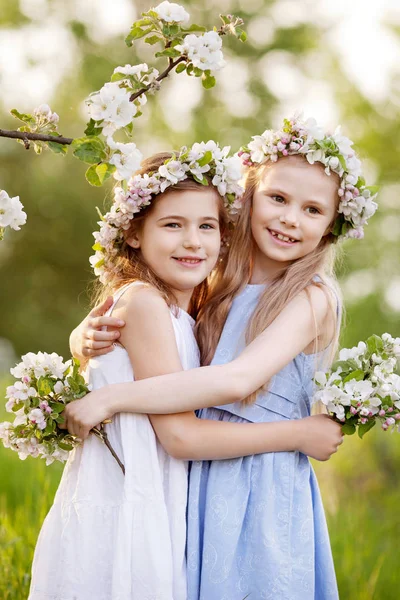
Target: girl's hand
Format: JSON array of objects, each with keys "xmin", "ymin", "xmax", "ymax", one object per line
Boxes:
[
  {"xmin": 69, "ymin": 297, "xmax": 125, "ymax": 361},
  {"xmin": 60, "ymin": 386, "xmax": 115, "ymax": 440},
  {"xmin": 295, "ymin": 414, "xmax": 343, "ymax": 461}
]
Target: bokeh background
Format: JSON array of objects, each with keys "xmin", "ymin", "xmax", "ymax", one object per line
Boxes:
[{"xmin": 1, "ymin": 0, "xmax": 400, "ymax": 598}]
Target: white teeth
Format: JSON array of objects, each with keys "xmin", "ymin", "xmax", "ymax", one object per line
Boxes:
[{"xmin": 271, "ymin": 231, "xmax": 296, "ymax": 243}]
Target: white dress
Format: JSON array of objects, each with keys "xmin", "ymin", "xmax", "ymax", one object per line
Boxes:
[{"xmin": 29, "ymin": 282, "xmax": 200, "ymax": 600}]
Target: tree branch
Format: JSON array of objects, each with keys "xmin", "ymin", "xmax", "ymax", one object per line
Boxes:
[
  {"xmin": 0, "ymin": 129, "xmax": 73, "ymax": 146},
  {"xmin": 129, "ymin": 56, "xmax": 186, "ymax": 102}
]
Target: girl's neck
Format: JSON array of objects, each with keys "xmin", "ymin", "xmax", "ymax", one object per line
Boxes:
[
  {"xmin": 249, "ymin": 251, "xmax": 291, "ymax": 284},
  {"xmin": 171, "ymin": 288, "xmax": 193, "ymax": 312}
]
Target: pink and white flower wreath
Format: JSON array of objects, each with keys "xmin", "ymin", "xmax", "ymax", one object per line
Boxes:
[
  {"xmin": 239, "ymin": 114, "xmax": 378, "ymax": 240},
  {"xmin": 90, "ymin": 140, "xmax": 244, "ymax": 283}
]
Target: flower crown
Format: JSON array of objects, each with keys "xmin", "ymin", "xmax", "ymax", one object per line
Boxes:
[
  {"xmin": 239, "ymin": 115, "xmax": 378, "ymax": 240},
  {"xmin": 90, "ymin": 140, "xmax": 244, "ymax": 283}
]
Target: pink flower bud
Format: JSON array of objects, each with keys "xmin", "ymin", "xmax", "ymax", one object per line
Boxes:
[
  {"xmin": 360, "ymin": 417, "xmax": 368, "ymax": 425},
  {"xmin": 395, "ymin": 414, "xmax": 400, "ymax": 421},
  {"xmin": 388, "ymin": 407, "xmax": 393, "ymax": 412},
  {"xmin": 379, "ymin": 409, "xmax": 386, "ymax": 416},
  {"xmin": 386, "ymin": 417, "xmax": 395, "ymax": 426},
  {"xmin": 382, "ymin": 423, "xmax": 389, "ymax": 430},
  {"xmin": 350, "ymin": 406, "xmax": 357, "ymax": 415},
  {"xmin": 282, "ymin": 149, "xmax": 288, "ymax": 156}
]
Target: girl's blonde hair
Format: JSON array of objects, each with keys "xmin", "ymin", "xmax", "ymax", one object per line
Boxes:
[
  {"xmin": 92, "ymin": 152, "xmax": 229, "ymax": 319},
  {"xmin": 196, "ymin": 159, "xmax": 343, "ymax": 403}
]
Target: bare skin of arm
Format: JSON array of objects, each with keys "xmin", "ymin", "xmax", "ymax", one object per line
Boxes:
[{"xmin": 63, "ymin": 285, "xmax": 343, "ymax": 460}]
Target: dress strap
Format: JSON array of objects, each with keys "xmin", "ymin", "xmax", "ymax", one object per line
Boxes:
[{"xmin": 106, "ymin": 281, "xmax": 145, "ymax": 317}]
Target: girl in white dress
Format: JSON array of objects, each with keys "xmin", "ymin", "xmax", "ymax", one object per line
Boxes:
[{"xmin": 29, "ymin": 143, "xmax": 342, "ymax": 600}]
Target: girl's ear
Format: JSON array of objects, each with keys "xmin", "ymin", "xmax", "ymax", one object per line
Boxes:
[{"xmin": 126, "ymin": 229, "xmax": 141, "ymax": 249}]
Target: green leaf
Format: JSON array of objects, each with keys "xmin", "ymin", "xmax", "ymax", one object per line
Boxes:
[
  {"xmin": 43, "ymin": 420, "xmax": 56, "ymax": 436},
  {"xmin": 342, "ymin": 422, "xmax": 356, "ymax": 435},
  {"xmin": 366, "ymin": 334, "xmax": 383, "ymax": 356},
  {"xmin": 85, "ymin": 163, "xmax": 116, "ymax": 187},
  {"xmin": 145, "ymin": 34, "xmax": 161, "ymax": 45},
  {"xmin": 358, "ymin": 419, "xmax": 376, "ymax": 439},
  {"xmin": 197, "ymin": 150, "xmax": 213, "ymax": 167},
  {"xmin": 10, "ymin": 108, "xmax": 35, "ymax": 126},
  {"xmin": 343, "ymin": 369, "xmax": 365, "ymax": 383},
  {"xmin": 37, "ymin": 376, "xmax": 53, "ymax": 396},
  {"xmin": 110, "ymin": 72, "xmax": 127, "ymax": 82},
  {"xmin": 125, "ymin": 26, "xmax": 152, "ymax": 46},
  {"xmin": 202, "ymin": 74, "xmax": 216, "ymax": 89},
  {"xmin": 192, "ymin": 174, "xmax": 209, "ymax": 186},
  {"xmin": 175, "ymin": 62, "xmax": 186, "ymax": 74},
  {"xmin": 155, "ymin": 47, "xmax": 181, "ymax": 58},
  {"xmin": 193, "ymin": 67, "xmax": 203, "ymax": 77},
  {"xmin": 238, "ymin": 30, "xmax": 247, "ymax": 42},
  {"xmin": 84, "ymin": 119, "xmax": 103, "ymax": 136},
  {"xmin": 186, "ymin": 64, "xmax": 194, "ymax": 76},
  {"xmin": 47, "ymin": 141, "xmax": 68, "ymax": 155},
  {"xmin": 181, "ymin": 24, "xmax": 207, "ymax": 33},
  {"xmin": 72, "ymin": 136, "xmax": 106, "ymax": 165},
  {"xmin": 124, "ymin": 122, "xmax": 134, "ymax": 135},
  {"xmin": 58, "ymin": 441, "xmax": 74, "ymax": 451},
  {"xmin": 51, "ymin": 402, "xmax": 66, "ymax": 413}
]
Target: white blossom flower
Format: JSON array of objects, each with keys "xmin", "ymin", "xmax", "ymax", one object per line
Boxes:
[
  {"xmin": 107, "ymin": 138, "xmax": 143, "ymax": 181},
  {"xmin": 176, "ymin": 31, "xmax": 225, "ymax": 72},
  {"xmin": 153, "ymin": 1, "xmax": 190, "ymax": 23},
  {"xmin": 338, "ymin": 341, "xmax": 367, "ymax": 365},
  {"xmin": 0, "ymin": 190, "xmax": 27, "ymax": 232},
  {"xmin": 87, "ymin": 83, "xmax": 137, "ymax": 136}
]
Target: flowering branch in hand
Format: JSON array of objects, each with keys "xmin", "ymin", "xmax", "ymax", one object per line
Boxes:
[
  {"xmin": 313, "ymin": 333, "xmax": 400, "ymax": 438},
  {"xmin": 0, "ymin": 352, "xmax": 124, "ymax": 472}
]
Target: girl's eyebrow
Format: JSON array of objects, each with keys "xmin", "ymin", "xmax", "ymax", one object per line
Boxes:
[{"xmin": 157, "ymin": 215, "xmax": 219, "ymax": 223}]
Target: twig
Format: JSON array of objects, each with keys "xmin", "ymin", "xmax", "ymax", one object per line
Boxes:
[
  {"xmin": 92, "ymin": 424, "xmax": 125, "ymax": 475},
  {"xmin": 129, "ymin": 56, "xmax": 186, "ymax": 102},
  {"xmin": 0, "ymin": 128, "xmax": 73, "ymax": 145}
]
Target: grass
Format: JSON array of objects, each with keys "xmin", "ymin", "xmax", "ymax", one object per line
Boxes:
[{"xmin": 1, "ymin": 376, "xmax": 400, "ymax": 599}]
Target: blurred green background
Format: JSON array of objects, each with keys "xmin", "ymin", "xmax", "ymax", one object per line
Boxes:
[{"xmin": 1, "ymin": 0, "xmax": 400, "ymax": 598}]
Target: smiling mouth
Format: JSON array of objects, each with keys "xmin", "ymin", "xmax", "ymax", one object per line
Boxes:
[
  {"xmin": 172, "ymin": 257, "xmax": 205, "ymax": 265},
  {"xmin": 268, "ymin": 229, "xmax": 299, "ymax": 244}
]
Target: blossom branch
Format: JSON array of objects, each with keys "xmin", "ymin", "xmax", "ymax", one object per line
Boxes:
[
  {"xmin": 0, "ymin": 128, "xmax": 73, "ymax": 146},
  {"xmin": 129, "ymin": 56, "xmax": 185, "ymax": 102}
]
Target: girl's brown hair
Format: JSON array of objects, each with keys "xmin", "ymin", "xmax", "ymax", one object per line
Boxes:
[
  {"xmin": 92, "ymin": 152, "xmax": 229, "ymax": 319},
  {"xmin": 196, "ymin": 158, "xmax": 343, "ymax": 403}
]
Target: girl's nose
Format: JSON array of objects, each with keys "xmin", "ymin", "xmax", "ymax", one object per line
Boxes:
[
  {"xmin": 279, "ymin": 210, "xmax": 299, "ymax": 228},
  {"xmin": 183, "ymin": 230, "xmax": 202, "ymax": 250}
]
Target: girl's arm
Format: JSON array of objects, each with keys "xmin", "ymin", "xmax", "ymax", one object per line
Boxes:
[
  {"xmin": 64, "ymin": 286, "xmax": 341, "ymax": 460},
  {"xmin": 63, "ymin": 284, "xmax": 341, "ymax": 459}
]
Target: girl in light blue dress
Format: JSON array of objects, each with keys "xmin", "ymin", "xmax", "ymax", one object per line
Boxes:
[{"xmin": 67, "ymin": 116, "xmax": 377, "ymax": 599}]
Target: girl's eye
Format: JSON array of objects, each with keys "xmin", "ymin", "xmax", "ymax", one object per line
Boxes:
[
  {"xmin": 165, "ymin": 222, "xmax": 181, "ymax": 228},
  {"xmin": 200, "ymin": 223, "xmax": 216, "ymax": 230},
  {"xmin": 306, "ymin": 206, "xmax": 320, "ymax": 215},
  {"xmin": 271, "ymin": 195, "xmax": 285, "ymax": 203}
]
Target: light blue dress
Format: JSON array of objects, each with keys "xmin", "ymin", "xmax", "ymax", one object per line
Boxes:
[{"xmin": 187, "ymin": 284, "xmax": 339, "ymax": 600}]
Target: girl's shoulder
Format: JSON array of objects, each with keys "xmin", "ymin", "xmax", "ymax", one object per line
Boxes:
[{"xmin": 112, "ymin": 282, "xmax": 170, "ymax": 323}]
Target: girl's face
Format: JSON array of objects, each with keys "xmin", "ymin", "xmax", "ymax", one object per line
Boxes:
[
  {"xmin": 250, "ymin": 156, "xmax": 338, "ymax": 280},
  {"xmin": 127, "ymin": 188, "xmax": 221, "ymax": 309}
]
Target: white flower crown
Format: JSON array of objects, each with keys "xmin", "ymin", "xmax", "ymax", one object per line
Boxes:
[
  {"xmin": 90, "ymin": 140, "xmax": 244, "ymax": 283},
  {"xmin": 239, "ymin": 114, "xmax": 378, "ymax": 240}
]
